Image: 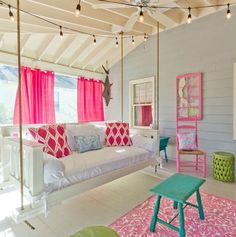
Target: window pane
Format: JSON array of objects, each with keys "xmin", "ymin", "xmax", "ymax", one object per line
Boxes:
[
  {"xmin": 55, "ymin": 74, "xmax": 77, "ymax": 123},
  {"xmin": 0, "ymin": 65, "xmax": 18, "ymax": 124},
  {"xmin": 134, "ymin": 105, "xmax": 153, "ymax": 127}
]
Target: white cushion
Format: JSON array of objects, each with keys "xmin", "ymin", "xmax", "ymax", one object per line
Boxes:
[
  {"xmin": 44, "ymin": 158, "xmax": 65, "ymax": 185},
  {"xmin": 131, "ymin": 134, "xmax": 159, "ymax": 154}
]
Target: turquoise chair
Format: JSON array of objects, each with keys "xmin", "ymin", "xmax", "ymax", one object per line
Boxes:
[{"xmin": 160, "ymin": 136, "xmax": 170, "ymax": 162}]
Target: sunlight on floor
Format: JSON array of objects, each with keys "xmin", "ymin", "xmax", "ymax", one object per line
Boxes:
[{"xmin": 0, "ymin": 187, "xmax": 29, "ymax": 237}]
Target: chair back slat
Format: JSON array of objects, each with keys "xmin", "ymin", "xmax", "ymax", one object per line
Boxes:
[{"xmin": 176, "ymin": 117, "xmax": 198, "ymax": 148}]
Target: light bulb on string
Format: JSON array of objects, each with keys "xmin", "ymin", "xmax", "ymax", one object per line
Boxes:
[
  {"xmin": 187, "ymin": 7, "xmax": 192, "ymax": 24},
  {"xmin": 59, "ymin": 26, "xmax": 63, "ymax": 39},
  {"xmin": 226, "ymin": 3, "xmax": 231, "ymax": 19},
  {"xmin": 144, "ymin": 33, "xmax": 148, "ymax": 42},
  {"xmin": 115, "ymin": 37, "xmax": 119, "ymax": 47},
  {"xmin": 139, "ymin": 7, "xmax": 144, "ymax": 22},
  {"xmin": 75, "ymin": 1, "xmax": 81, "ymax": 17},
  {"xmin": 93, "ymin": 35, "xmax": 96, "ymax": 45},
  {"xmin": 8, "ymin": 5, "xmax": 14, "ymax": 22},
  {"xmin": 132, "ymin": 36, "xmax": 135, "ymax": 45}
]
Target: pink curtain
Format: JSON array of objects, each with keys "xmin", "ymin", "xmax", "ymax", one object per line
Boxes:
[
  {"xmin": 141, "ymin": 105, "xmax": 153, "ymax": 126},
  {"xmin": 77, "ymin": 77, "xmax": 104, "ymax": 122},
  {"xmin": 14, "ymin": 66, "xmax": 55, "ymax": 124}
]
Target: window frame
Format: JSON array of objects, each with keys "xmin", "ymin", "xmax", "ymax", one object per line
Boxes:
[{"xmin": 129, "ymin": 77, "xmax": 155, "ymax": 129}]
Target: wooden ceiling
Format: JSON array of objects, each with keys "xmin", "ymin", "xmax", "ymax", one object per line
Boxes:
[{"xmin": 0, "ymin": 0, "xmax": 233, "ymax": 73}]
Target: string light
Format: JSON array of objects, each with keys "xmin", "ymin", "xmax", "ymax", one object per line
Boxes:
[
  {"xmin": 139, "ymin": 7, "xmax": 144, "ymax": 22},
  {"xmin": 0, "ymin": 0, "xmax": 234, "ymax": 42},
  {"xmin": 132, "ymin": 36, "xmax": 135, "ymax": 45},
  {"xmin": 75, "ymin": 1, "xmax": 81, "ymax": 17},
  {"xmin": 8, "ymin": 5, "xmax": 14, "ymax": 22},
  {"xmin": 115, "ymin": 37, "xmax": 119, "ymax": 47},
  {"xmin": 226, "ymin": 3, "xmax": 231, "ymax": 19},
  {"xmin": 59, "ymin": 26, "xmax": 63, "ymax": 39},
  {"xmin": 93, "ymin": 35, "xmax": 96, "ymax": 45},
  {"xmin": 144, "ymin": 33, "xmax": 148, "ymax": 41},
  {"xmin": 187, "ymin": 7, "xmax": 192, "ymax": 24}
]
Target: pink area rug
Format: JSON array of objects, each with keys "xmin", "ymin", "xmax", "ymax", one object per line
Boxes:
[{"xmin": 109, "ymin": 192, "xmax": 236, "ymax": 237}]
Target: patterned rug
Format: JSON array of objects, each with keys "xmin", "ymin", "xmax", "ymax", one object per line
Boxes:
[{"xmin": 109, "ymin": 192, "xmax": 236, "ymax": 237}]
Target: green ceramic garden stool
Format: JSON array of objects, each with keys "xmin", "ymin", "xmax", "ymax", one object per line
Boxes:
[
  {"xmin": 213, "ymin": 152, "xmax": 235, "ymax": 182},
  {"xmin": 70, "ymin": 226, "xmax": 119, "ymax": 237},
  {"xmin": 149, "ymin": 173, "xmax": 205, "ymax": 237}
]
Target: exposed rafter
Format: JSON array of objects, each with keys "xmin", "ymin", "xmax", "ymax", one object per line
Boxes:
[
  {"xmin": 0, "ymin": 0, "xmax": 234, "ymax": 73},
  {"xmin": 20, "ymin": 34, "xmax": 31, "ymax": 54},
  {"xmin": 68, "ymin": 35, "xmax": 91, "ymax": 67},
  {"xmin": 37, "ymin": 35, "xmax": 56, "ymax": 60},
  {"xmin": 54, "ymin": 35, "xmax": 77, "ymax": 63}
]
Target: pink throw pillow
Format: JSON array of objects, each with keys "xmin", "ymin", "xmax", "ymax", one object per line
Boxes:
[
  {"xmin": 29, "ymin": 124, "xmax": 71, "ymax": 158},
  {"xmin": 105, "ymin": 122, "xmax": 132, "ymax": 146},
  {"xmin": 177, "ymin": 132, "xmax": 197, "ymax": 150}
]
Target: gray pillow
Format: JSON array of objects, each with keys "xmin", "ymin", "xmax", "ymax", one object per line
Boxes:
[{"xmin": 74, "ymin": 135, "xmax": 102, "ymax": 153}]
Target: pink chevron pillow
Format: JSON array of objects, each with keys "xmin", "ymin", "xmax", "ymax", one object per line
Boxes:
[
  {"xmin": 177, "ymin": 132, "xmax": 197, "ymax": 150},
  {"xmin": 105, "ymin": 122, "xmax": 132, "ymax": 146},
  {"xmin": 29, "ymin": 124, "xmax": 71, "ymax": 158}
]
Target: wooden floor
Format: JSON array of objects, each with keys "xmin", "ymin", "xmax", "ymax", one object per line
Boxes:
[{"xmin": 0, "ymin": 166, "xmax": 235, "ymax": 237}]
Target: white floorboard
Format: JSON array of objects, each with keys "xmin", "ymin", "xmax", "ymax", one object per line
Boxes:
[{"xmin": 0, "ymin": 168, "xmax": 235, "ymax": 237}]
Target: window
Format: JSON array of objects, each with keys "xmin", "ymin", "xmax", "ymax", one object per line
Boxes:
[
  {"xmin": 0, "ymin": 65, "xmax": 18, "ymax": 124},
  {"xmin": 129, "ymin": 77, "xmax": 155, "ymax": 128},
  {"xmin": 0, "ymin": 64, "xmax": 77, "ymax": 124},
  {"xmin": 54, "ymin": 73, "xmax": 77, "ymax": 123}
]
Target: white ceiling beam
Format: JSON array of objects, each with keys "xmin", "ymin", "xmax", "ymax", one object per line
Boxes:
[
  {"xmin": 148, "ymin": 10, "xmax": 177, "ymax": 29},
  {"xmin": 0, "ymin": 3, "xmax": 112, "ymax": 34},
  {"xmin": 68, "ymin": 35, "xmax": 91, "ymax": 67},
  {"xmin": 0, "ymin": 33, "xmax": 4, "ymax": 48},
  {"xmin": 106, "ymin": 36, "xmax": 144, "ymax": 69},
  {"xmin": 82, "ymin": 38, "xmax": 113, "ymax": 69},
  {"xmin": 37, "ymin": 35, "xmax": 56, "ymax": 60},
  {"xmin": 91, "ymin": 41, "xmax": 117, "ymax": 67},
  {"xmin": 20, "ymin": 34, "xmax": 31, "ymax": 54},
  {"xmin": 94, "ymin": 43, "xmax": 123, "ymax": 70},
  {"xmin": 54, "ymin": 35, "xmax": 77, "ymax": 63},
  {"xmin": 26, "ymin": 0, "xmax": 153, "ymax": 34},
  {"xmin": 86, "ymin": 0, "xmax": 160, "ymax": 29},
  {"xmin": 77, "ymin": 37, "xmax": 109, "ymax": 64}
]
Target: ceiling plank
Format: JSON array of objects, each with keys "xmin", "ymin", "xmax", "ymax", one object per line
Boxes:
[
  {"xmin": 54, "ymin": 35, "xmax": 77, "ymax": 63},
  {"xmin": 37, "ymin": 35, "xmax": 56, "ymax": 60},
  {"xmin": 0, "ymin": 2, "xmax": 113, "ymax": 34},
  {"xmin": 82, "ymin": 38, "xmax": 113, "ymax": 69},
  {"xmin": 68, "ymin": 35, "xmax": 91, "ymax": 67},
  {"xmin": 90, "ymin": 41, "xmax": 118, "ymax": 66},
  {"xmin": 148, "ymin": 10, "xmax": 177, "ymax": 28},
  {"xmin": 0, "ymin": 33, "xmax": 4, "ymax": 48},
  {"xmin": 106, "ymin": 36, "xmax": 144, "ymax": 69},
  {"xmin": 26, "ymin": 0, "xmax": 153, "ymax": 34},
  {"xmin": 86, "ymin": 0, "xmax": 161, "ymax": 29},
  {"xmin": 77, "ymin": 37, "xmax": 110, "ymax": 65},
  {"xmin": 21, "ymin": 34, "xmax": 31, "ymax": 54}
]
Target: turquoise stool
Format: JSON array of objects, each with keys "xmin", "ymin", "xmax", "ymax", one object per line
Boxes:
[
  {"xmin": 150, "ymin": 173, "xmax": 205, "ymax": 237},
  {"xmin": 70, "ymin": 226, "xmax": 119, "ymax": 237},
  {"xmin": 160, "ymin": 136, "xmax": 170, "ymax": 162}
]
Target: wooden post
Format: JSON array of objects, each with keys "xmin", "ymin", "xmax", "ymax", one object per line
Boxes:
[
  {"xmin": 121, "ymin": 32, "xmax": 124, "ymax": 122},
  {"xmin": 16, "ymin": 0, "xmax": 24, "ymax": 210}
]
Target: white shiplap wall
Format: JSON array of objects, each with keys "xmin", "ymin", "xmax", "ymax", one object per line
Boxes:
[{"xmin": 107, "ymin": 7, "xmax": 236, "ymax": 165}]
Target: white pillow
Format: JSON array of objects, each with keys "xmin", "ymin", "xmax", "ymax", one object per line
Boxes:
[
  {"xmin": 131, "ymin": 134, "xmax": 159, "ymax": 154},
  {"xmin": 93, "ymin": 124, "xmax": 106, "ymax": 145},
  {"xmin": 44, "ymin": 158, "xmax": 65, "ymax": 185},
  {"xmin": 66, "ymin": 124, "xmax": 99, "ymax": 151}
]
